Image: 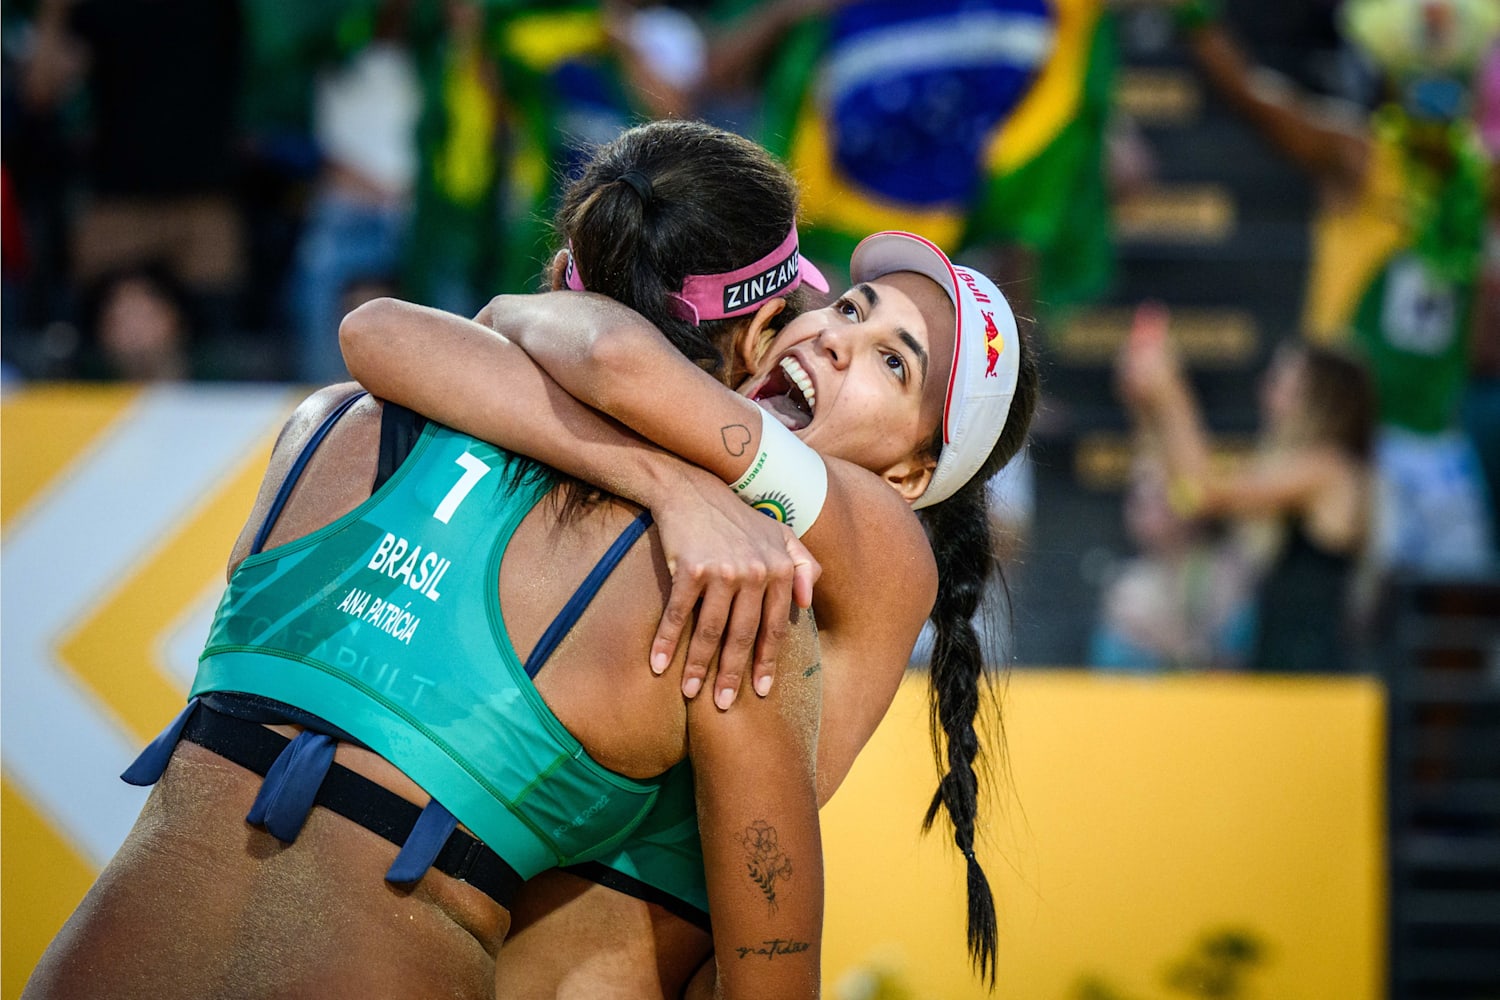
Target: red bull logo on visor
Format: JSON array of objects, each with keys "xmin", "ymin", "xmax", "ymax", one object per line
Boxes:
[{"xmin": 983, "ymin": 309, "xmax": 1005, "ymax": 378}]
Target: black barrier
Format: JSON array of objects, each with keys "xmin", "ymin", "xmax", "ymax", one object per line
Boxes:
[{"xmin": 1381, "ymin": 575, "xmax": 1500, "ymax": 999}]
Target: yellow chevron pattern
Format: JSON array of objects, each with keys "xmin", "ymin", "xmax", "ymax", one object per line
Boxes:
[
  {"xmin": 0, "ymin": 385, "xmax": 298, "ymax": 998},
  {"xmin": 55, "ymin": 440, "xmax": 275, "ymax": 746}
]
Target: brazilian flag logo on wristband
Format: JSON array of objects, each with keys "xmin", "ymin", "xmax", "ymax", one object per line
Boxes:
[{"xmin": 751, "ymin": 492, "xmax": 796, "ymax": 526}]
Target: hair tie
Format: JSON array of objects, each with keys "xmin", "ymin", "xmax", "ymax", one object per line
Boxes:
[{"xmin": 618, "ymin": 170, "xmax": 654, "ymax": 205}]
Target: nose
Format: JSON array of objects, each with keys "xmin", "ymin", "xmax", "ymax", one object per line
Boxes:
[{"xmin": 815, "ymin": 321, "xmax": 857, "ymax": 370}]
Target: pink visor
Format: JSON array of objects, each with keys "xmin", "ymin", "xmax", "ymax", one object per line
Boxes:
[{"xmin": 565, "ymin": 224, "xmax": 829, "ymax": 324}]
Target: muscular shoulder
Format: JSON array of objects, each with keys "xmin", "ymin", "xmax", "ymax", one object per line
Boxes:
[
  {"xmin": 226, "ymin": 383, "xmax": 383, "ymax": 575},
  {"xmin": 805, "ymin": 456, "xmax": 937, "ymax": 634}
]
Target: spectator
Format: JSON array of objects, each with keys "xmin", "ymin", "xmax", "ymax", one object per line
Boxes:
[
  {"xmin": 610, "ymin": 2, "xmax": 708, "ymax": 120},
  {"xmin": 21, "ymin": 0, "xmax": 247, "ymax": 344},
  {"xmin": 1465, "ymin": 40, "xmax": 1500, "ymax": 547},
  {"xmin": 85, "ymin": 264, "xmax": 191, "ymax": 381},
  {"xmin": 287, "ymin": 0, "xmax": 421, "ymax": 383},
  {"xmin": 1089, "ymin": 456, "xmax": 1256, "ymax": 672},
  {"xmin": 1184, "ymin": 0, "xmax": 1500, "ymax": 575},
  {"xmin": 908, "ymin": 449, "xmax": 1035, "ymax": 668},
  {"xmin": 404, "ymin": 0, "xmax": 654, "ymax": 310},
  {"xmin": 1117, "ymin": 303, "xmax": 1377, "ymax": 675}
]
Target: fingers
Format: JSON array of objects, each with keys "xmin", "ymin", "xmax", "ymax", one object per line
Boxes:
[
  {"xmin": 751, "ymin": 568, "xmax": 794, "ymax": 699},
  {"xmin": 713, "ymin": 580, "xmax": 767, "ymax": 710},
  {"xmin": 651, "ymin": 499, "xmax": 814, "ymax": 709},
  {"xmin": 681, "ymin": 567, "xmax": 738, "ymax": 701},
  {"xmin": 653, "ymin": 563, "xmax": 704, "ymax": 677},
  {"xmin": 784, "ymin": 533, "xmax": 821, "ymax": 609},
  {"xmin": 1131, "ymin": 300, "xmax": 1170, "ymax": 348}
]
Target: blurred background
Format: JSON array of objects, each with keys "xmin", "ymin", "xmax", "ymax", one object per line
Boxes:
[{"xmin": 2, "ymin": 0, "xmax": 1498, "ymax": 997}]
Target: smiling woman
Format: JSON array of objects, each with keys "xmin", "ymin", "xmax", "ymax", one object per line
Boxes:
[
  {"xmin": 742, "ymin": 271, "xmax": 956, "ymax": 498},
  {"xmin": 341, "ymin": 228, "xmax": 1039, "ymax": 996}
]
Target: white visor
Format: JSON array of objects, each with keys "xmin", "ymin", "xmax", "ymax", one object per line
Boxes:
[{"xmin": 849, "ymin": 231, "xmax": 1020, "ymax": 510}]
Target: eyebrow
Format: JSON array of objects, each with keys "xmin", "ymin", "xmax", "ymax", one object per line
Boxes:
[
  {"xmin": 899, "ymin": 329, "xmax": 930, "ymax": 386},
  {"xmin": 856, "ymin": 283, "xmax": 929, "ymax": 385}
]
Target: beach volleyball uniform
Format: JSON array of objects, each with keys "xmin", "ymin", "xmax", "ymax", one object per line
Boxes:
[
  {"xmin": 563, "ymin": 764, "xmax": 711, "ymax": 930},
  {"xmin": 123, "ymin": 395, "xmax": 672, "ymax": 908},
  {"xmin": 745, "ymin": 0, "xmax": 1109, "ymax": 312},
  {"xmin": 1303, "ymin": 115, "xmax": 1495, "ymax": 572},
  {"xmin": 387, "ymin": 406, "xmax": 713, "ymax": 930}
]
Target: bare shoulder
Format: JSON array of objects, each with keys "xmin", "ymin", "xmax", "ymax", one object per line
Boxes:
[
  {"xmin": 226, "ymin": 382, "xmax": 381, "ymax": 575},
  {"xmin": 805, "ymin": 456, "xmax": 937, "ymax": 634}
]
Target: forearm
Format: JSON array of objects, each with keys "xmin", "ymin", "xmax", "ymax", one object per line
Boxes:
[
  {"xmin": 1187, "ymin": 23, "xmax": 1355, "ymax": 181},
  {"xmin": 1142, "ymin": 377, "xmax": 1215, "ymax": 506},
  {"xmin": 484, "ymin": 292, "xmax": 764, "ymax": 483},
  {"xmin": 690, "ymin": 631, "xmax": 823, "ymax": 998},
  {"xmin": 340, "ymin": 297, "xmax": 698, "ymax": 509},
  {"xmin": 703, "ymin": 0, "xmax": 822, "ymax": 93}
]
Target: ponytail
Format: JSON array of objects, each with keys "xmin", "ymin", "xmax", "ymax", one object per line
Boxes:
[
  {"xmin": 565, "ymin": 173, "xmax": 724, "ymax": 372},
  {"xmin": 914, "ymin": 317, "xmax": 1038, "ymax": 989},
  {"xmin": 918, "ymin": 475, "xmax": 1001, "ymax": 986},
  {"xmin": 557, "ymin": 120, "xmax": 804, "ymax": 377}
]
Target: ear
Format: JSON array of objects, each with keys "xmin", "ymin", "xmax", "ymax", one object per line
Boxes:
[
  {"xmin": 546, "ymin": 250, "xmax": 570, "ymax": 291},
  {"xmin": 884, "ymin": 451, "xmax": 937, "ymax": 503},
  {"xmin": 735, "ymin": 298, "xmax": 788, "ymax": 374}
]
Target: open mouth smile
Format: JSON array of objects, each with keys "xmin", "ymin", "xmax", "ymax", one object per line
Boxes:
[{"xmin": 750, "ymin": 356, "xmax": 817, "ymax": 430}]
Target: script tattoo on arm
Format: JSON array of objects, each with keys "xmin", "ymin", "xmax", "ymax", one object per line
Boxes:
[
  {"xmin": 721, "ymin": 423, "xmax": 752, "ymax": 457},
  {"xmin": 740, "ymin": 820, "xmax": 793, "ymax": 913},
  {"xmin": 734, "ymin": 938, "xmax": 813, "ymax": 961}
]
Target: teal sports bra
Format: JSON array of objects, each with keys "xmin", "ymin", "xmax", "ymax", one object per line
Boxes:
[{"xmin": 191, "ymin": 420, "xmax": 668, "ymax": 879}]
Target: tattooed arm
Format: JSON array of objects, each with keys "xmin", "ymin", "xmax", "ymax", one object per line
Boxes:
[{"xmin": 688, "ymin": 610, "xmax": 823, "ymax": 999}]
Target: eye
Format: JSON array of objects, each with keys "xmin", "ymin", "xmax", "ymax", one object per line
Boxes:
[
  {"xmin": 835, "ymin": 297, "xmax": 860, "ymax": 320},
  {"xmin": 883, "ymin": 351, "xmax": 908, "ymax": 383}
]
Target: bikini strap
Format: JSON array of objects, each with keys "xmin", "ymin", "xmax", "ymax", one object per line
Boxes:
[
  {"xmin": 245, "ymin": 730, "xmax": 337, "ymax": 842},
  {"xmin": 523, "ymin": 510, "xmax": 654, "ymax": 679},
  {"xmin": 250, "ymin": 390, "xmax": 367, "ymax": 555}
]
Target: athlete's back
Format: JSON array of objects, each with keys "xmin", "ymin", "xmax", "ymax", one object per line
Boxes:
[{"xmin": 26, "ymin": 385, "xmax": 821, "ymax": 1000}]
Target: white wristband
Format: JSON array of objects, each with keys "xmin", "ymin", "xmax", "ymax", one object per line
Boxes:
[{"xmin": 729, "ymin": 414, "xmax": 828, "ymax": 537}]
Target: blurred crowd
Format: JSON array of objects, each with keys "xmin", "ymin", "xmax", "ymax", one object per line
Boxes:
[{"xmin": 2, "ymin": 0, "xmax": 1498, "ymax": 671}]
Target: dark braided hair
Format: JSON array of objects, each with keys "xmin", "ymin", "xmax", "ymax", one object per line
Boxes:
[{"xmin": 915, "ymin": 320, "xmax": 1039, "ymax": 987}]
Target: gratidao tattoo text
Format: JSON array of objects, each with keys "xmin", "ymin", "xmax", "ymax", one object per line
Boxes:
[
  {"xmin": 734, "ymin": 939, "xmax": 812, "ymax": 961},
  {"xmin": 740, "ymin": 820, "xmax": 792, "ymax": 913}
]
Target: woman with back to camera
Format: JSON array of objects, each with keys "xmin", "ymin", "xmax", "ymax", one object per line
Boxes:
[
  {"xmin": 340, "ymin": 152, "xmax": 1038, "ymax": 998},
  {"xmin": 28, "ymin": 120, "xmax": 824, "ymax": 1000},
  {"xmin": 1117, "ymin": 302, "xmax": 1375, "ymax": 674},
  {"xmin": 28, "ymin": 120, "xmax": 1036, "ymax": 999}
]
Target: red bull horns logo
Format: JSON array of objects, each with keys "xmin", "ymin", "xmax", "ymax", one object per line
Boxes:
[{"xmin": 982, "ymin": 309, "xmax": 1005, "ymax": 378}]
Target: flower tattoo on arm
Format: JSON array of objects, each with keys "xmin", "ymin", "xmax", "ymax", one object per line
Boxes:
[{"xmin": 740, "ymin": 820, "xmax": 793, "ymax": 913}]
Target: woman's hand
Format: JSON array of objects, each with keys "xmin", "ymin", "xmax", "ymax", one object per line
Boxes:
[{"xmin": 649, "ymin": 466, "xmax": 820, "ymax": 710}]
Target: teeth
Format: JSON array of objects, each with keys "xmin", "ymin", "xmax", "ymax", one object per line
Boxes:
[{"xmin": 779, "ymin": 357, "xmax": 816, "ymax": 413}]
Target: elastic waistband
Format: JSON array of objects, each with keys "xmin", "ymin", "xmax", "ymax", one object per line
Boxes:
[{"xmin": 181, "ymin": 705, "xmax": 521, "ymax": 910}]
